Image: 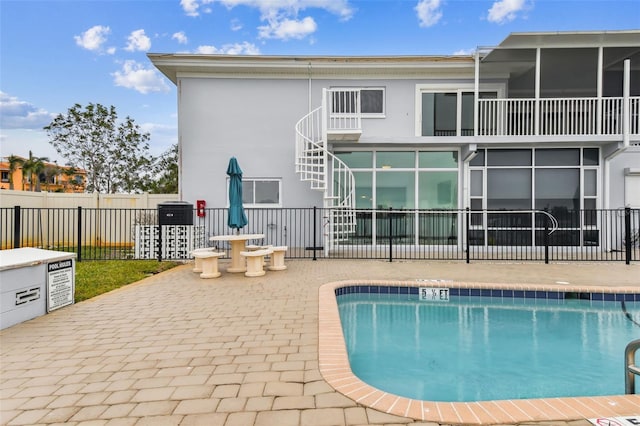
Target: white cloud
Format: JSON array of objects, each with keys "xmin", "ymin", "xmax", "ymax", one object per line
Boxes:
[
  {"xmin": 487, "ymin": 0, "xmax": 526, "ymax": 24},
  {"xmin": 453, "ymin": 48, "xmax": 474, "ymax": 55},
  {"xmin": 230, "ymin": 18, "xmax": 243, "ymax": 31},
  {"xmin": 195, "ymin": 41, "xmax": 260, "ymax": 55},
  {"xmin": 112, "ymin": 61, "xmax": 171, "ymax": 94},
  {"xmin": 125, "ymin": 29, "xmax": 151, "ymax": 52},
  {"xmin": 185, "ymin": 0, "xmax": 353, "ymax": 19},
  {"xmin": 139, "ymin": 122, "xmax": 178, "ymax": 156},
  {"xmin": 172, "ymin": 31, "xmax": 188, "ymax": 44},
  {"xmin": 181, "ymin": 0, "xmax": 200, "ymax": 16},
  {"xmin": 415, "ymin": 0, "xmax": 442, "ymax": 27},
  {"xmin": 0, "ymin": 92, "xmax": 56, "ymax": 130},
  {"xmin": 258, "ymin": 16, "xmax": 317, "ymax": 40},
  {"xmin": 181, "ymin": 0, "xmax": 353, "ymax": 40},
  {"xmin": 74, "ymin": 25, "xmax": 115, "ymax": 54}
]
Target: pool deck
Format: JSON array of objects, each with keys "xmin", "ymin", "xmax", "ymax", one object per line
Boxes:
[{"xmin": 1, "ymin": 259, "xmax": 639, "ymax": 426}]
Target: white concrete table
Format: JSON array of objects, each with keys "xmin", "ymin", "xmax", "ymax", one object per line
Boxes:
[{"xmin": 210, "ymin": 233, "xmax": 265, "ymax": 273}]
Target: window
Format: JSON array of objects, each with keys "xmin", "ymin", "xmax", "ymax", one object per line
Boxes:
[
  {"xmin": 417, "ymin": 83, "xmax": 502, "ymax": 137},
  {"xmin": 335, "ymin": 149, "xmax": 459, "ymax": 245},
  {"xmin": 240, "ymin": 179, "xmax": 281, "ymax": 207},
  {"xmin": 360, "ymin": 89, "xmax": 384, "ymax": 115},
  {"xmin": 331, "ymin": 88, "xmax": 385, "ymax": 116},
  {"xmin": 1, "ymin": 171, "xmax": 8, "ymax": 182},
  {"xmin": 469, "ymin": 148, "xmax": 601, "ymax": 247},
  {"xmin": 421, "ymin": 91, "xmax": 499, "ymax": 136}
]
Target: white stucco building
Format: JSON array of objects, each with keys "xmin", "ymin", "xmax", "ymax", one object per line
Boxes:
[{"xmin": 149, "ymin": 30, "xmax": 639, "ymax": 251}]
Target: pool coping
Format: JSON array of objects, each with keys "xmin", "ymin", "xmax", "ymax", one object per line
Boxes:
[{"xmin": 318, "ymin": 279, "xmax": 640, "ymax": 425}]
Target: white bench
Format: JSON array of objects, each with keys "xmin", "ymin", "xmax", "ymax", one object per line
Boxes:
[
  {"xmin": 268, "ymin": 246, "xmax": 288, "ymax": 271},
  {"xmin": 240, "ymin": 248, "xmax": 273, "ymax": 277},
  {"xmin": 191, "ymin": 251, "xmax": 225, "ymax": 279},
  {"xmin": 190, "ymin": 248, "xmax": 217, "ymax": 273}
]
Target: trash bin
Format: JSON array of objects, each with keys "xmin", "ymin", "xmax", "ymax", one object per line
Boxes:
[{"xmin": 158, "ymin": 201, "xmax": 194, "ymax": 226}]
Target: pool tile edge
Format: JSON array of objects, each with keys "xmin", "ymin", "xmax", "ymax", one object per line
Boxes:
[{"xmin": 318, "ymin": 279, "xmax": 640, "ymax": 425}]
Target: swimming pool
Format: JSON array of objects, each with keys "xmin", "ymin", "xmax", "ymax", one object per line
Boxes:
[
  {"xmin": 337, "ymin": 288, "xmax": 640, "ymax": 402},
  {"xmin": 318, "ymin": 280, "xmax": 640, "ymax": 423}
]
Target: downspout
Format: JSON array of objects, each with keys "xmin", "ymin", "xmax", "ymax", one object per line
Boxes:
[
  {"xmin": 465, "ymin": 48, "xmax": 481, "ymax": 209},
  {"xmin": 603, "ymin": 59, "xmax": 631, "ymax": 212},
  {"xmin": 308, "ymin": 62, "xmax": 312, "ymax": 114}
]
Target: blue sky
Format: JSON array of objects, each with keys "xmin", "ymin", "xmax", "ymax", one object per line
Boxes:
[{"xmin": 1, "ymin": 0, "xmax": 639, "ymax": 164}]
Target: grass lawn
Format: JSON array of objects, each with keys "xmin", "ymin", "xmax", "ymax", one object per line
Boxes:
[{"xmin": 75, "ymin": 260, "xmax": 182, "ymax": 302}]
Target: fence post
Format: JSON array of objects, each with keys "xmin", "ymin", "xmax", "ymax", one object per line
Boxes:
[
  {"xmin": 544, "ymin": 209, "xmax": 549, "ymax": 264},
  {"xmin": 77, "ymin": 206, "xmax": 82, "ymax": 262},
  {"xmin": 313, "ymin": 206, "xmax": 317, "ymax": 261},
  {"xmin": 465, "ymin": 207, "xmax": 470, "ymax": 264},
  {"xmin": 388, "ymin": 207, "xmax": 393, "ymax": 263},
  {"xmin": 13, "ymin": 206, "xmax": 21, "ymax": 249},
  {"xmin": 625, "ymin": 207, "xmax": 631, "ymax": 265}
]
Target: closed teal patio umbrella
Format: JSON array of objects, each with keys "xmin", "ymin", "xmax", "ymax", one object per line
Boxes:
[{"xmin": 227, "ymin": 157, "xmax": 248, "ymax": 233}]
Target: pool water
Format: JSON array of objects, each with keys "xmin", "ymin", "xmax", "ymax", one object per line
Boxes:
[{"xmin": 337, "ymin": 291, "xmax": 640, "ymax": 402}]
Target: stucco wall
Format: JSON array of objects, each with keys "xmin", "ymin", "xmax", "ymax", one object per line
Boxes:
[
  {"xmin": 178, "ymin": 75, "xmax": 480, "ymax": 208},
  {"xmin": 608, "ymin": 147, "xmax": 640, "ymax": 208},
  {"xmin": 177, "ymin": 73, "xmax": 635, "ymax": 213},
  {"xmin": 179, "ymin": 77, "xmax": 321, "ymax": 208}
]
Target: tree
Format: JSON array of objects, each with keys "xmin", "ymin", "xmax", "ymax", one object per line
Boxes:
[
  {"xmin": 40, "ymin": 163, "xmax": 61, "ymax": 192},
  {"xmin": 146, "ymin": 144, "xmax": 178, "ymax": 194},
  {"xmin": 7, "ymin": 155, "xmax": 24, "ymax": 190},
  {"xmin": 61, "ymin": 166, "xmax": 83, "ymax": 192},
  {"xmin": 22, "ymin": 150, "xmax": 49, "ymax": 191},
  {"xmin": 44, "ymin": 103, "xmax": 154, "ymax": 193}
]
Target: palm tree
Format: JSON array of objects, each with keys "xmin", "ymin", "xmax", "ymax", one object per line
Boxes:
[
  {"xmin": 6, "ymin": 155, "xmax": 24, "ymax": 190},
  {"xmin": 21, "ymin": 151, "xmax": 49, "ymax": 192}
]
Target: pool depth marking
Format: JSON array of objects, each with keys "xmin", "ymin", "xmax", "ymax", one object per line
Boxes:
[{"xmin": 418, "ymin": 287, "xmax": 450, "ymax": 301}]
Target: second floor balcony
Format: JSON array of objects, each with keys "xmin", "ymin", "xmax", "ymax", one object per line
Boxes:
[
  {"xmin": 476, "ymin": 96, "xmax": 640, "ymax": 138},
  {"xmin": 325, "ymin": 88, "xmax": 640, "ymax": 142}
]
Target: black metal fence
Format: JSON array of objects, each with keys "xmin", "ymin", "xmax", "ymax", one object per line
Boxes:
[{"xmin": 1, "ymin": 206, "xmax": 638, "ymax": 264}]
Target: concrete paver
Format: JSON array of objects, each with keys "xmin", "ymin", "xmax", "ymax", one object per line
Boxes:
[{"xmin": 1, "ymin": 259, "xmax": 638, "ymax": 425}]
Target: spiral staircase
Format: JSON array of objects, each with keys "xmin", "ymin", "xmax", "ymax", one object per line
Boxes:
[{"xmin": 294, "ymin": 90, "xmax": 358, "ymax": 248}]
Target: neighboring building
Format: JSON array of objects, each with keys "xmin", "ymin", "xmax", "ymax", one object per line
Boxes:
[
  {"xmin": 0, "ymin": 157, "xmax": 87, "ymax": 193},
  {"xmin": 149, "ymin": 30, "xmax": 639, "ymax": 250}
]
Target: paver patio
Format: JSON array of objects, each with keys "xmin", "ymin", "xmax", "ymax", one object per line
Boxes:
[{"xmin": 1, "ymin": 259, "xmax": 639, "ymax": 425}]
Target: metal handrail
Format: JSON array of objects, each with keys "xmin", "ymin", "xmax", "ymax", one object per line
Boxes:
[
  {"xmin": 625, "ymin": 338, "xmax": 640, "ymax": 394},
  {"xmin": 484, "ymin": 210, "xmax": 559, "ymax": 235}
]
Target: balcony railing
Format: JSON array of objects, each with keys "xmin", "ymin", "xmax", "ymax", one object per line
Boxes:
[
  {"xmin": 325, "ymin": 89, "xmax": 362, "ymax": 140},
  {"xmin": 478, "ymin": 96, "xmax": 640, "ymax": 137},
  {"xmin": 325, "ymin": 91, "xmax": 639, "ymax": 138}
]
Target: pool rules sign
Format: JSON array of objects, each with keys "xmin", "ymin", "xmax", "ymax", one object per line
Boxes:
[{"xmin": 47, "ymin": 259, "xmax": 75, "ymax": 312}]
